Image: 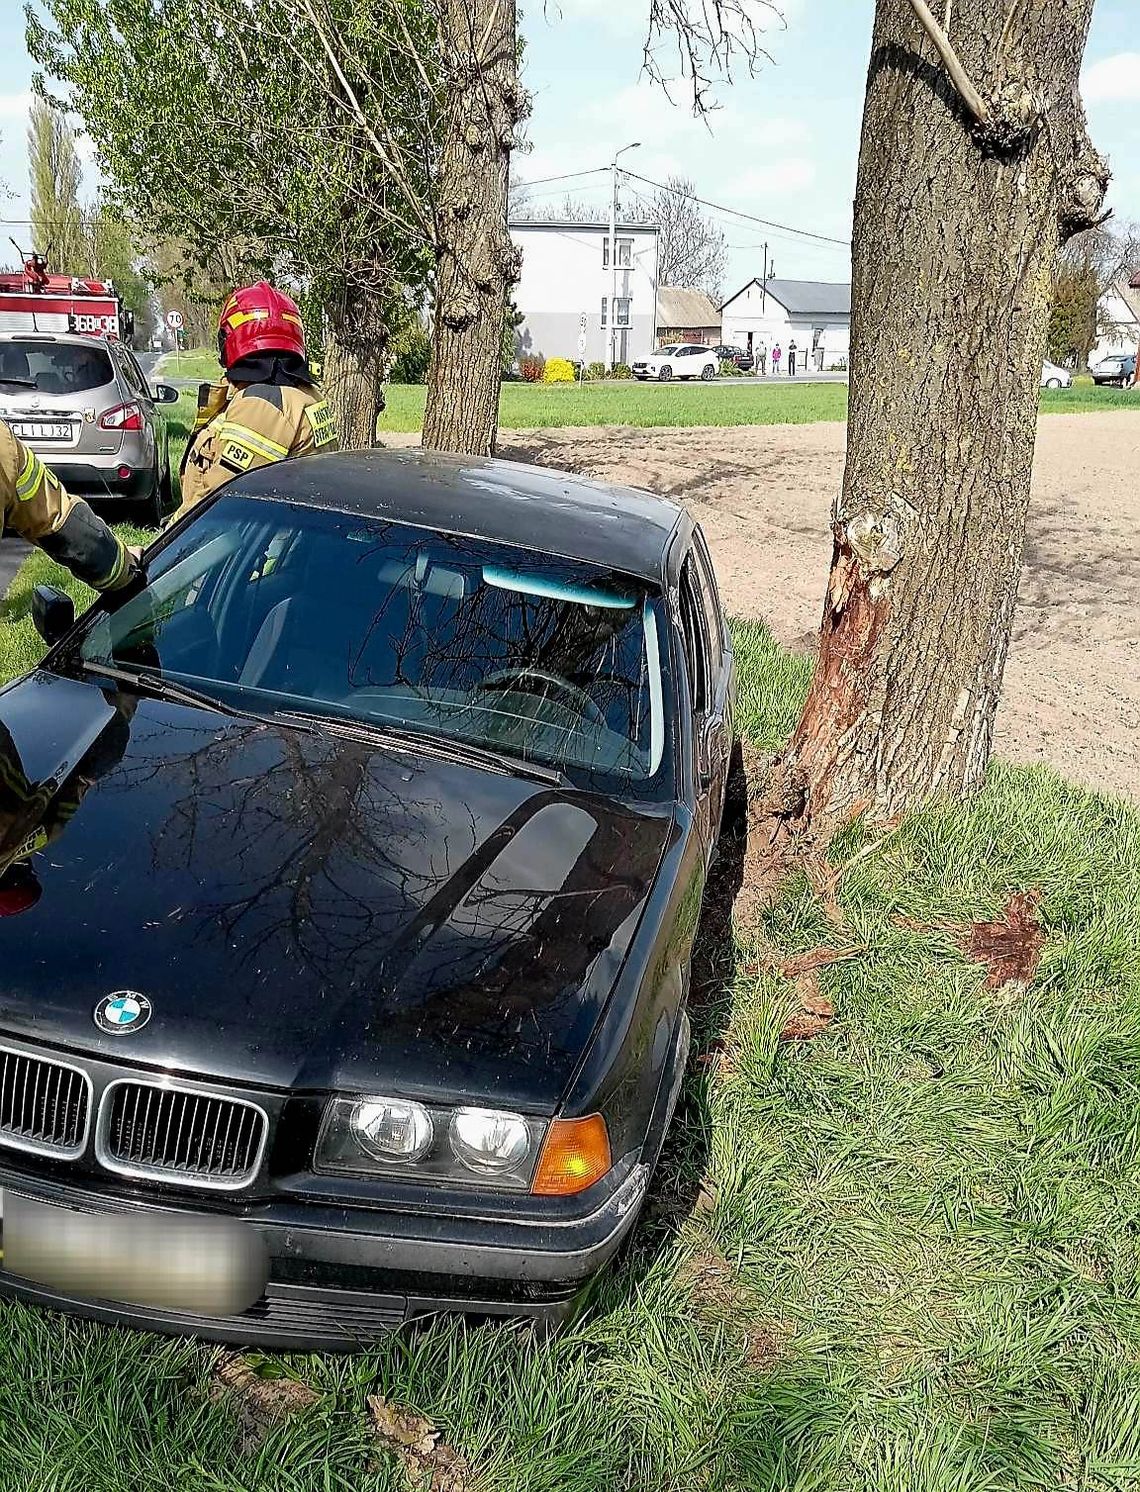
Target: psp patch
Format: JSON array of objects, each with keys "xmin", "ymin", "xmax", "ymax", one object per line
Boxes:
[
  {"xmin": 305, "ymin": 401, "xmax": 337, "ymax": 448},
  {"xmin": 219, "ymin": 439, "xmax": 256, "ymax": 476}
]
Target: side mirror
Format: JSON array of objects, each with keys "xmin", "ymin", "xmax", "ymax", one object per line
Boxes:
[
  {"xmin": 31, "ymin": 584, "xmax": 75, "ymax": 646},
  {"xmin": 152, "ymin": 383, "xmax": 181, "ymax": 405}
]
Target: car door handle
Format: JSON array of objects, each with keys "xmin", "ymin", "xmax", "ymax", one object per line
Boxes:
[{"xmin": 697, "ymin": 715, "xmax": 724, "ymax": 787}]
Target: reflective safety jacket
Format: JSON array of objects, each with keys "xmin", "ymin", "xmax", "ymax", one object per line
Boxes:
[
  {"xmin": 0, "ymin": 420, "xmax": 135, "ymax": 592},
  {"xmin": 172, "ymin": 378, "xmax": 338, "ymax": 523}
]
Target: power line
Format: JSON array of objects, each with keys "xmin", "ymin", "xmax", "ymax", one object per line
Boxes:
[
  {"xmin": 512, "ymin": 167, "xmax": 609, "ymax": 190},
  {"xmin": 622, "ymin": 168, "xmax": 850, "ymax": 248}
]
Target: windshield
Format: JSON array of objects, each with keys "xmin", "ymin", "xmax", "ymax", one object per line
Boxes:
[
  {"xmin": 0, "ymin": 340, "xmax": 113, "ymax": 394},
  {"xmin": 657, "ymin": 345, "xmax": 681, "ymax": 356},
  {"xmin": 64, "ymin": 498, "xmax": 671, "ymax": 795}
]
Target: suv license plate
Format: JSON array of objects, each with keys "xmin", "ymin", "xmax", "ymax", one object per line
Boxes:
[{"xmin": 11, "ymin": 421, "xmax": 73, "ymax": 441}]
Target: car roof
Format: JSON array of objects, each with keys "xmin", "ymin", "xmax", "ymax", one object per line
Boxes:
[
  {"xmin": 0, "ymin": 330, "xmax": 114, "ymax": 346},
  {"xmin": 233, "ymin": 448, "xmax": 688, "ymax": 583}
]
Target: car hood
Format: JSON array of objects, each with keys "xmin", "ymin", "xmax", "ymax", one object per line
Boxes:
[{"xmin": 0, "ymin": 672, "xmax": 673, "ymax": 1110}]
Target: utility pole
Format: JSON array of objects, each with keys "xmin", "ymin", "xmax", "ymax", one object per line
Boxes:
[
  {"xmin": 761, "ymin": 242, "xmax": 768, "ymax": 312},
  {"xmin": 609, "ymin": 141, "xmax": 640, "ymax": 369}
]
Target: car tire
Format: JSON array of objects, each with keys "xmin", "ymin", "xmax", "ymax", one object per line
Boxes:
[
  {"xmin": 1045, "ymin": 378, "xmax": 1062, "ymax": 389},
  {"xmin": 658, "ymin": 365, "xmax": 672, "ymax": 381},
  {"xmin": 700, "ymin": 364, "xmax": 715, "ymax": 381},
  {"xmin": 134, "ymin": 465, "xmax": 167, "ymax": 530},
  {"xmin": 159, "ymin": 459, "xmax": 175, "ymax": 517}
]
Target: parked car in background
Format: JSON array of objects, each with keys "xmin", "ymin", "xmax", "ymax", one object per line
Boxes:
[
  {"xmin": 0, "ymin": 448, "xmax": 736, "ymax": 1346},
  {"xmin": 713, "ymin": 345, "xmax": 754, "ymax": 373},
  {"xmin": 1090, "ymin": 353, "xmax": 1136, "ymax": 387},
  {"xmin": 1041, "ymin": 361, "xmax": 1073, "ymax": 389},
  {"xmin": 633, "ymin": 344, "xmax": 721, "ymax": 381},
  {"xmin": 0, "ymin": 331, "xmax": 179, "ymax": 525}
]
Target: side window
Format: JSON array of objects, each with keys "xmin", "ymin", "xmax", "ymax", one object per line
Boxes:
[
  {"xmin": 115, "ymin": 348, "xmax": 150, "ymax": 402},
  {"xmin": 679, "ymin": 556, "xmax": 710, "ymax": 714},
  {"xmin": 692, "ymin": 528, "xmax": 725, "ymax": 653}
]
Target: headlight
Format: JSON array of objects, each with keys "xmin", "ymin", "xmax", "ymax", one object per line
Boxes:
[
  {"xmin": 316, "ymin": 1096, "xmax": 546, "ymax": 1189},
  {"xmin": 352, "ymin": 1099, "xmax": 433, "ymax": 1163},
  {"xmin": 449, "ymin": 1107, "xmax": 531, "ymax": 1174}
]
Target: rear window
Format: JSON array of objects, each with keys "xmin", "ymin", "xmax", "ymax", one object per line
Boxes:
[{"xmin": 0, "ymin": 340, "xmax": 114, "ymax": 395}]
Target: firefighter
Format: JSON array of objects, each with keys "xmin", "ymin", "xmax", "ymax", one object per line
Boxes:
[
  {"xmin": 1, "ymin": 420, "xmax": 137, "ymax": 593},
  {"xmin": 171, "ymin": 282, "xmax": 338, "ymax": 524}
]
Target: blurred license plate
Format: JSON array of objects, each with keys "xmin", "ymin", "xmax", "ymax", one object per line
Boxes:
[
  {"xmin": 0, "ymin": 1190, "xmax": 267, "ymax": 1317},
  {"xmin": 11, "ymin": 422, "xmax": 72, "ymax": 441}
]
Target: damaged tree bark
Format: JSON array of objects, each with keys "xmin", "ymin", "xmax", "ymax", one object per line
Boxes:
[
  {"xmin": 775, "ymin": 0, "xmax": 1107, "ymax": 829},
  {"xmin": 422, "ymin": 0, "xmax": 523, "ymax": 455}
]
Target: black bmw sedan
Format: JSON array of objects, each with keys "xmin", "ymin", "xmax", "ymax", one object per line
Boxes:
[{"xmin": 0, "ymin": 449, "xmax": 735, "ymax": 1347}]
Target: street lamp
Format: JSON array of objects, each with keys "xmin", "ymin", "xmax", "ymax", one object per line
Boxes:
[{"xmin": 609, "ymin": 141, "xmax": 640, "ymax": 369}]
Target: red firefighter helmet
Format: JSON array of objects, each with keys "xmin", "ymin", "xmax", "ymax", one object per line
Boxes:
[{"xmin": 217, "ymin": 281, "xmax": 306, "ymax": 368}]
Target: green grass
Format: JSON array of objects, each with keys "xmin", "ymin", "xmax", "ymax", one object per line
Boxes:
[
  {"xmin": 156, "ymin": 348, "xmax": 222, "ymax": 385},
  {"xmin": 1, "ymin": 612, "xmax": 1139, "ymax": 1490},
  {"xmin": 377, "ymin": 379, "xmax": 1136, "ymax": 432},
  {"xmin": 159, "ymin": 348, "xmax": 1136, "ymax": 434},
  {"xmin": 384, "ymin": 379, "xmax": 850, "ymax": 430}
]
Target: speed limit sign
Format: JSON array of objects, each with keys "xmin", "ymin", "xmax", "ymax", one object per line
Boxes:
[{"xmin": 165, "ymin": 309, "xmax": 184, "ymax": 331}]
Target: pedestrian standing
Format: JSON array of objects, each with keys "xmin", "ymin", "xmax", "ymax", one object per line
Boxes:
[
  {"xmin": 788, "ymin": 339, "xmax": 798, "ymax": 376},
  {"xmin": 771, "ymin": 343, "xmax": 782, "ymax": 376},
  {"xmin": 757, "ymin": 341, "xmax": 767, "ymax": 375}
]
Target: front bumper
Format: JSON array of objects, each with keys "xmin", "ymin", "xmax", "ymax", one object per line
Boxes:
[
  {"xmin": 0, "ymin": 1159, "xmax": 650, "ymax": 1348},
  {"xmin": 0, "ymin": 998, "xmax": 689, "ymax": 1348}
]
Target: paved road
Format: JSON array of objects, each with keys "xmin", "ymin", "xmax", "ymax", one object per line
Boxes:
[
  {"xmin": 737, "ymin": 371, "xmax": 847, "ymax": 383},
  {"xmin": 0, "ymin": 535, "xmax": 30, "ymax": 601}
]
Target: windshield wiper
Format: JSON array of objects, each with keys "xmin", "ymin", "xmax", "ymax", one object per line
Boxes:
[
  {"xmin": 269, "ymin": 709, "xmax": 567, "ymax": 786},
  {"xmin": 0, "ymin": 377, "xmax": 38, "ymax": 389},
  {"xmin": 78, "ymin": 660, "xmax": 256, "ymax": 721}
]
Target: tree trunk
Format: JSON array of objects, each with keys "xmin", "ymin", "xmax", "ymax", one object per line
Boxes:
[
  {"xmin": 422, "ymin": 0, "xmax": 522, "ymax": 456},
  {"xmin": 777, "ymin": 0, "xmax": 1107, "ymax": 827},
  {"xmin": 323, "ymin": 292, "xmax": 387, "ymax": 451}
]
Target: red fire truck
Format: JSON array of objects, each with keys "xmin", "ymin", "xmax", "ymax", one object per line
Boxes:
[{"xmin": 0, "ymin": 251, "xmax": 134, "ymax": 343}]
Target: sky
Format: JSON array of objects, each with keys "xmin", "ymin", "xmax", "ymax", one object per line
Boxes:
[{"xmin": 0, "ymin": 1, "xmax": 1136, "ymax": 296}]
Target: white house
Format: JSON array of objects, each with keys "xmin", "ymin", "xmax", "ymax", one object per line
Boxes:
[
  {"xmin": 509, "ymin": 220, "xmax": 660, "ymax": 367},
  {"xmin": 720, "ymin": 278, "xmax": 851, "ymax": 370},
  {"xmin": 1093, "ymin": 275, "xmax": 1140, "ymax": 363}
]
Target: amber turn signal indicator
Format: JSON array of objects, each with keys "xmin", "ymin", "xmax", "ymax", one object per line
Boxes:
[{"xmin": 531, "ymin": 1114, "xmax": 612, "ymax": 1196}]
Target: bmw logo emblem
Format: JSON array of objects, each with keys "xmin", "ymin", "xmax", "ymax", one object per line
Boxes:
[{"xmin": 94, "ymin": 992, "xmax": 152, "ymax": 1035}]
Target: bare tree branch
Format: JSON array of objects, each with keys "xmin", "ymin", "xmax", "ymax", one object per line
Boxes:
[
  {"xmin": 640, "ymin": 0, "xmax": 778, "ymax": 115},
  {"xmin": 906, "ymin": 0, "xmax": 989, "ymax": 125}
]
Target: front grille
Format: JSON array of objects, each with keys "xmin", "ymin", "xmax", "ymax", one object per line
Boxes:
[
  {"xmin": 0, "ymin": 1047, "xmax": 92, "ymax": 1160},
  {"xmin": 96, "ymin": 1080, "xmax": 268, "ymax": 1190},
  {"xmin": 242, "ymin": 1285, "xmax": 406, "ymax": 1343}
]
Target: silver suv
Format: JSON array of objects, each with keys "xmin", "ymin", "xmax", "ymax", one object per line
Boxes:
[{"xmin": 0, "ymin": 332, "xmax": 180, "ymax": 526}]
